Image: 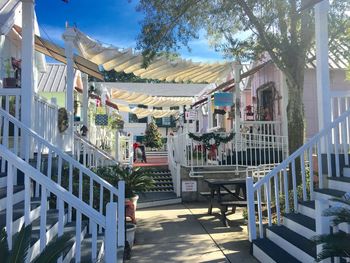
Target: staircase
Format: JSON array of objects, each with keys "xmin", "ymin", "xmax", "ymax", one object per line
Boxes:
[
  {"xmin": 147, "ymin": 169, "xmax": 174, "ymax": 193},
  {"xmin": 247, "ymin": 109, "xmax": 350, "ymax": 262},
  {"xmin": 0, "ymin": 108, "xmax": 125, "ymax": 262},
  {"xmin": 138, "ymin": 167, "xmax": 182, "ymax": 209}
]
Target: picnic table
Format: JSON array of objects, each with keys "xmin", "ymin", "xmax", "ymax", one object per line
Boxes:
[{"xmin": 203, "ymin": 178, "xmax": 247, "ymax": 226}]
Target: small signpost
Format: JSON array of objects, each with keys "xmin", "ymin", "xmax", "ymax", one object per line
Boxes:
[{"xmin": 182, "ymin": 181, "xmax": 197, "ymax": 192}]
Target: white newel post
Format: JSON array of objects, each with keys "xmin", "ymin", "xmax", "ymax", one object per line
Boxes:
[
  {"xmin": 21, "ymin": 0, "xmax": 35, "ymax": 157},
  {"xmin": 315, "ymin": 0, "xmax": 331, "ymax": 188},
  {"xmin": 207, "ymin": 96, "xmax": 212, "ymax": 131},
  {"xmin": 234, "ymin": 62, "xmax": 242, "ymax": 134},
  {"xmin": 82, "ymin": 73, "xmax": 89, "ymax": 127},
  {"xmin": 246, "ymin": 177, "xmax": 257, "ymax": 241},
  {"xmin": 315, "ymin": 1, "xmax": 331, "ymax": 132},
  {"xmin": 63, "ymin": 26, "xmax": 76, "ymax": 153},
  {"xmin": 315, "ymin": 199, "xmax": 331, "ymax": 263},
  {"xmin": 105, "ymin": 202, "xmax": 118, "ymax": 263}
]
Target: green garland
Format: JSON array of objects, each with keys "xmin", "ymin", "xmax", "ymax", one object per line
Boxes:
[{"xmin": 189, "ymin": 132, "xmax": 235, "ymax": 149}]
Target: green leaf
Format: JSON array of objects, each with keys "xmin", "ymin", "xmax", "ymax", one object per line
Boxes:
[
  {"xmin": 9, "ymin": 224, "xmax": 31, "ymax": 263},
  {"xmin": 0, "ymin": 228, "xmax": 9, "ymax": 262},
  {"xmin": 33, "ymin": 233, "xmax": 74, "ymax": 263}
]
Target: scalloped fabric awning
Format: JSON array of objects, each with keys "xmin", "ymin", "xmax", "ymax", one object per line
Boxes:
[
  {"xmin": 117, "ymin": 104, "xmax": 179, "ymax": 118},
  {"xmin": 74, "ymin": 29, "xmax": 234, "ymax": 83},
  {"xmin": 110, "ymin": 88, "xmax": 193, "ymax": 107}
]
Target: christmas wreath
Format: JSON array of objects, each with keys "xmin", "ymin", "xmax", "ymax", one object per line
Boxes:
[
  {"xmin": 58, "ymin": 108, "xmax": 69, "ymax": 133},
  {"xmin": 188, "ymin": 132, "xmax": 235, "ymax": 150}
]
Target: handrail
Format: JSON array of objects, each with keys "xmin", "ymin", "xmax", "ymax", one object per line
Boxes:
[
  {"xmin": 0, "ymin": 88, "xmax": 21, "ymax": 96},
  {"xmin": 253, "ymin": 108, "xmax": 350, "ymax": 190},
  {"xmin": 74, "ymin": 132, "xmax": 118, "ymax": 164},
  {"xmin": 0, "ymin": 144, "xmax": 106, "ymax": 227},
  {"xmin": 0, "ymin": 108, "xmax": 120, "ymax": 198}
]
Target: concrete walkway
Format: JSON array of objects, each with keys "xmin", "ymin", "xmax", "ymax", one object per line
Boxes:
[{"xmin": 128, "ymin": 203, "xmax": 258, "ymax": 263}]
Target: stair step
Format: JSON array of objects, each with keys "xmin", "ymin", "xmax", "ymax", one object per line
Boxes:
[
  {"xmin": 298, "ymin": 200, "xmax": 315, "ymax": 218},
  {"xmin": 253, "ymin": 238, "xmax": 301, "ymax": 263},
  {"xmin": 26, "ymin": 209, "xmax": 68, "ymax": 262},
  {"xmin": 267, "ymin": 225, "xmax": 316, "ymax": 262},
  {"xmin": 75, "ymin": 233, "xmax": 104, "ymax": 263},
  {"xmin": 61, "ymin": 220, "xmax": 89, "ymax": 263},
  {"xmin": 283, "ymin": 213, "xmax": 316, "ymax": 239},
  {"xmin": 328, "ymin": 176, "xmax": 350, "ymax": 192},
  {"xmin": 0, "ymin": 185, "xmax": 25, "ymax": 210},
  {"xmin": 314, "ymin": 188, "xmax": 346, "ymax": 200},
  {"xmin": 0, "ymin": 198, "xmax": 41, "ymax": 230}
]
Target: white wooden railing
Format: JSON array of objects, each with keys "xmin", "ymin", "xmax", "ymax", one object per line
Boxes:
[
  {"xmin": 246, "ymin": 108, "xmax": 350, "ymax": 241},
  {"xmin": 115, "ymin": 132, "xmax": 133, "ymax": 165},
  {"xmin": 240, "ymin": 121, "xmax": 283, "ymax": 136},
  {"xmin": 74, "ymin": 132, "xmax": 119, "ymax": 169},
  {"xmin": 0, "ymin": 144, "xmax": 120, "ymax": 262},
  {"xmin": 173, "ymin": 131, "xmax": 288, "ymax": 170},
  {"xmin": 167, "ymin": 136, "xmax": 181, "ymax": 197},
  {"xmin": 0, "ymin": 108, "xmax": 125, "ymax": 257}
]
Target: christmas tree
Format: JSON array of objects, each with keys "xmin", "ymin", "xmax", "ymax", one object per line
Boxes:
[{"xmin": 144, "ymin": 120, "xmax": 163, "ymax": 149}]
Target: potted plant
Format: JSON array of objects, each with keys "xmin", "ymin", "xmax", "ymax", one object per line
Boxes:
[
  {"xmin": 115, "ymin": 165, "xmax": 154, "ymax": 209},
  {"xmin": 2, "ymin": 59, "xmax": 17, "ymax": 88}
]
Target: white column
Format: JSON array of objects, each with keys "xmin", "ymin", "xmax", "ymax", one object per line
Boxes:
[
  {"xmin": 63, "ymin": 26, "xmax": 76, "ymax": 152},
  {"xmin": 21, "ymin": 0, "xmax": 35, "ymax": 156},
  {"xmin": 315, "ymin": 199, "xmax": 331, "ymax": 263},
  {"xmin": 234, "ymin": 63, "xmax": 242, "ymax": 134},
  {"xmin": 207, "ymin": 96, "xmax": 212, "ymax": 131},
  {"xmin": 82, "ymin": 73, "xmax": 89, "ymax": 127},
  {"xmin": 315, "ymin": 0, "xmax": 331, "ymax": 132}
]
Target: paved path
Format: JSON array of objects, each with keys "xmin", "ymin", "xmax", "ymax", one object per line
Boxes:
[{"xmin": 128, "ymin": 203, "xmax": 258, "ymax": 263}]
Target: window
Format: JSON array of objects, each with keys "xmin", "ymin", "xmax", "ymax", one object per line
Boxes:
[
  {"xmin": 129, "ymin": 104, "xmax": 148, "ymax": 123},
  {"xmin": 153, "ymin": 106, "xmax": 162, "ymax": 126}
]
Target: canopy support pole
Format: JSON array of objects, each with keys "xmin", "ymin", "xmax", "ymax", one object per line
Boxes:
[
  {"xmin": 63, "ymin": 26, "xmax": 77, "ymax": 153},
  {"xmin": 21, "ymin": 0, "xmax": 35, "ymax": 157}
]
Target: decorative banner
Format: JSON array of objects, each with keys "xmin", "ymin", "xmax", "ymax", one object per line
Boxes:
[
  {"xmin": 214, "ymin": 92, "xmax": 233, "ymax": 107},
  {"xmin": 95, "ymin": 114, "xmax": 108, "ymax": 126}
]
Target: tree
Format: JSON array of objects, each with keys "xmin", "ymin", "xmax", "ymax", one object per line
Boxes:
[
  {"xmin": 144, "ymin": 120, "xmax": 163, "ymax": 149},
  {"xmin": 134, "ymin": 0, "xmax": 350, "ymax": 176}
]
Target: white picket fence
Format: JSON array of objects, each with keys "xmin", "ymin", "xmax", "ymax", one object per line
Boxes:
[
  {"xmin": 0, "ymin": 106, "xmax": 125, "ymax": 261},
  {"xmin": 246, "ymin": 108, "xmax": 350, "ymax": 241}
]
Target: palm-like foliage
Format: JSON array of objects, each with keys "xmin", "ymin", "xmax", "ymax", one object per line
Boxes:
[
  {"xmin": 0, "ymin": 224, "xmax": 74, "ymax": 263},
  {"xmin": 313, "ymin": 198, "xmax": 350, "ymax": 262},
  {"xmin": 114, "ymin": 166, "xmax": 154, "ymax": 198}
]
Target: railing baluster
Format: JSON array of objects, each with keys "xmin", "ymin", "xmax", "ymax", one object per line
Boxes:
[
  {"xmin": 6, "ymin": 161, "xmax": 13, "ymax": 249},
  {"xmin": 334, "ymin": 125, "xmax": 340, "ymax": 177},
  {"xmin": 89, "ymin": 177, "xmax": 93, "ymax": 234},
  {"xmin": 118, "ymin": 181, "xmax": 125, "ymax": 247},
  {"xmin": 68, "ymin": 163, "xmax": 73, "ymax": 222},
  {"xmin": 257, "ymin": 187, "xmax": 263, "ymax": 238},
  {"xmin": 91, "ymin": 222, "xmax": 97, "ymax": 262},
  {"xmin": 56, "ymin": 156, "xmax": 62, "ymax": 209},
  {"xmin": 265, "ymin": 180, "xmax": 272, "ymax": 226},
  {"xmin": 99, "ymin": 185, "xmax": 104, "ymax": 233},
  {"xmin": 75, "ymin": 210, "xmax": 82, "ymax": 262},
  {"xmin": 317, "ymin": 141, "xmax": 324, "ymax": 188},
  {"xmin": 283, "ymin": 167, "xmax": 289, "ymax": 213},
  {"xmin": 309, "ymin": 147, "xmax": 314, "ymax": 200},
  {"xmin": 341, "ymin": 119, "xmax": 348, "ymax": 166},
  {"xmin": 301, "ymin": 154, "xmax": 307, "ymax": 201},
  {"xmin": 40, "ymin": 184, "xmax": 47, "ymax": 252},
  {"xmin": 274, "ymin": 175, "xmax": 281, "ymax": 225}
]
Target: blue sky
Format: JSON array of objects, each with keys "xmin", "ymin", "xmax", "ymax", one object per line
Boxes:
[{"xmin": 35, "ymin": 0, "xmax": 224, "ymax": 62}]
